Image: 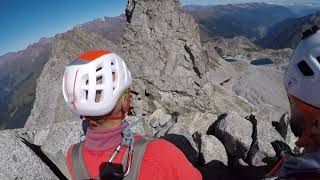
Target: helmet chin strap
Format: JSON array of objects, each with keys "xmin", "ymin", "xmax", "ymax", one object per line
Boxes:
[{"xmin": 82, "ymin": 89, "xmax": 131, "ymax": 124}]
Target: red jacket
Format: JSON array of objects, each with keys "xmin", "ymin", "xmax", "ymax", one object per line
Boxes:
[{"xmin": 66, "ymin": 138, "xmax": 202, "ymax": 180}]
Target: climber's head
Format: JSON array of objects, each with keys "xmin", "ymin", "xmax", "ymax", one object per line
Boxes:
[
  {"xmin": 62, "ymin": 50, "xmax": 132, "ymax": 127},
  {"xmin": 284, "ymin": 26, "xmax": 320, "ymax": 152}
]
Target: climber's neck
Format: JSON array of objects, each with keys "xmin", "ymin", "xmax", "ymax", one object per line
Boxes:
[
  {"xmin": 91, "ymin": 119, "xmax": 123, "ymax": 130},
  {"xmin": 84, "ymin": 101, "xmax": 125, "ymax": 130},
  {"xmin": 100, "ymin": 119, "xmax": 122, "ymax": 129},
  {"xmin": 84, "ymin": 90, "xmax": 128, "ymax": 130}
]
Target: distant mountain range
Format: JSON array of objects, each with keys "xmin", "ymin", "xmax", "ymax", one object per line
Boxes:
[
  {"xmin": 184, "ymin": 3, "xmax": 320, "ymax": 45},
  {"xmin": 183, "ymin": 3, "xmax": 297, "ymax": 42},
  {"xmin": 77, "ymin": 16, "xmax": 125, "ymax": 42},
  {"xmin": 286, "ymin": 3, "xmax": 320, "ymax": 17},
  {"xmin": 258, "ymin": 12, "xmax": 320, "ymax": 49},
  {"xmin": 0, "ymin": 38, "xmax": 52, "ymax": 129}
]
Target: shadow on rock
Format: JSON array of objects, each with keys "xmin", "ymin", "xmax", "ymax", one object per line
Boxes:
[
  {"xmin": 203, "ymin": 113, "xmax": 274, "ymax": 179},
  {"xmin": 199, "ymin": 160, "xmax": 271, "ymax": 180},
  {"xmin": 161, "ymin": 132, "xmax": 272, "ymax": 179},
  {"xmin": 19, "ymin": 137, "xmax": 68, "ymax": 180},
  {"xmin": 206, "ymin": 113, "xmax": 228, "ymax": 136},
  {"xmin": 272, "ymin": 113, "xmax": 289, "ymax": 139},
  {"xmin": 161, "ymin": 133, "xmax": 199, "ymax": 166}
]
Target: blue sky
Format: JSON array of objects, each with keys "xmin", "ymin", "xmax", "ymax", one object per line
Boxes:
[{"xmin": 1, "ymin": 0, "xmax": 320, "ymax": 56}]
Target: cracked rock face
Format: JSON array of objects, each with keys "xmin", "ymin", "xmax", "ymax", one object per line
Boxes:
[
  {"xmin": 148, "ymin": 109, "xmax": 172, "ymax": 128},
  {"xmin": 26, "ymin": 0, "xmax": 222, "ymax": 129},
  {"xmin": 119, "ymin": 0, "xmax": 219, "ymax": 118},
  {"xmin": 0, "ymin": 129, "xmax": 59, "ymax": 180},
  {"xmin": 0, "ymin": 120, "xmax": 88, "ymax": 179}
]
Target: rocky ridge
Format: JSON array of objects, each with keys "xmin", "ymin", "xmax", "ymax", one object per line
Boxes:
[{"xmin": 1, "ymin": 0, "xmax": 298, "ymax": 179}]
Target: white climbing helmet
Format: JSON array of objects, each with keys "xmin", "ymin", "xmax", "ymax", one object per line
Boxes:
[
  {"xmin": 62, "ymin": 50, "xmax": 132, "ymax": 116},
  {"xmin": 284, "ymin": 26, "xmax": 320, "ymax": 108}
]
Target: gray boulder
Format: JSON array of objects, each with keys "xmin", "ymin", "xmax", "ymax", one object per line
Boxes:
[
  {"xmin": 148, "ymin": 109, "xmax": 172, "ymax": 128},
  {"xmin": 201, "ymin": 134, "xmax": 228, "ymax": 165},
  {"xmin": 247, "ymin": 111, "xmax": 285, "ymax": 166},
  {"xmin": 272, "ymin": 112, "xmax": 298, "ymax": 150},
  {"xmin": 213, "ymin": 111, "xmax": 253, "ymax": 159},
  {"xmin": 177, "ymin": 112, "xmax": 218, "ymax": 135},
  {"xmin": 165, "ymin": 121, "xmax": 199, "ymax": 165}
]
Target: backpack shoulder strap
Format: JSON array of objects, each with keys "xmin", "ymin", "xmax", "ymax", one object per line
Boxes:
[
  {"xmin": 123, "ymin": 138, "xmax": 152, "ymax": 180},
  {"xmin": 71, "ymin": 141, "xmax": 90, "ymax": 180}
]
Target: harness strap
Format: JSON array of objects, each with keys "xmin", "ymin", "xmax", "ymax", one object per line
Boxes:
[
  {"xmin": 123, "ymin": 138, "xmax": 152, "ymax": 180},
  {"xmin": 70, "ymin": 138, "xmax": 152, "ymax": 180},
  {"xmin": 71, "ymin": 141, "xmax": 90, "ymax": 180},
  {"xmin": 121, "ymin": 146, "xmax": 130, "ymax": 170}
]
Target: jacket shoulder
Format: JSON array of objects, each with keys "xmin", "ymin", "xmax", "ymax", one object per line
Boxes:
[{"xmin": 138, "ymin": 138, "xmax": 202, "ymax": 180}]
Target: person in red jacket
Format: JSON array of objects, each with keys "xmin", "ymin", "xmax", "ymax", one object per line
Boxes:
[
  {"xmin": 266, "ymin": 26, "xmax": 320, "ymax": 179},
  {"xmin": 62, "ymin": 50, "xmax": 202, "ymax": 180}
]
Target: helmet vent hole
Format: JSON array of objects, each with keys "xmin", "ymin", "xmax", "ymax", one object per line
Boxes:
[
  {"xmin": 95, "ymin": 90, "xmax": 102, "ymax": 103},
  {"xmin": 85, "ymin": 90, "xmax": 88, "ymax": 100},
  {"xmin": 111, "ymin": 62, "xmax": 114, "ymax": 66},
  {"xmin": 96, "ymin": 76, "xmax": 102, "ymax": 84},
  {"xmin": 86, "ymin": 80, "xmax": 89, "ymax": 85},
  {"xmin": 96, "ymin": 66, "xmax": 102, "ymax": 72},
  {"xmin": 317, "ymin": 57, "xmax": 320, "ymax": 64},
  {"xmin": 112, "ymin": 71, "xmax": 116, "ymax": 82},
  {"xmin": 298, "ymin": 60, "xmax": 314, "ymax": 76}
]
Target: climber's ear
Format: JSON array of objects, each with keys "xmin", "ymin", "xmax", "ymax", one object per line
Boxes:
[{"xmin": 120, "ymin": 90, "xmax": 129, "ymax": 109}]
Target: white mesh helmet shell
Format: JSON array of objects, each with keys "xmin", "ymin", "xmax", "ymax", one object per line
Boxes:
[
  {"xmin": 284, "ymin": 27, "xmax": 320, "ymax": 108},
  {"xmin": 62, "ymin": 50, "xmax": 132, "ymax": 116}
]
